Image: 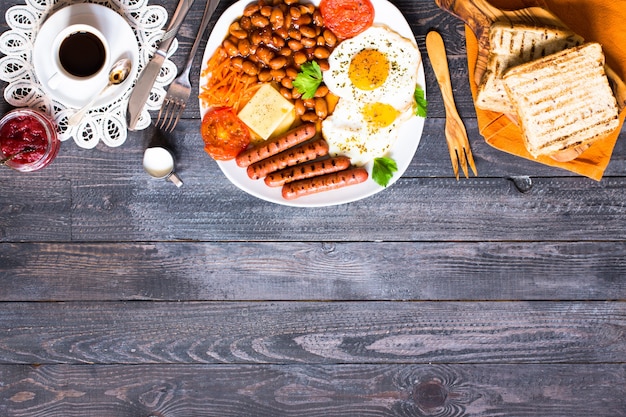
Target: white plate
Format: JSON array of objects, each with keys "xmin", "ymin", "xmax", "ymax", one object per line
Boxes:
[
  {"xmin": 33, "ymin": 3, "xmax": 139, "ymax": 109},
  {"xmin": 199, "ymin": 0, "xmax": 426, "ymax": 207}
]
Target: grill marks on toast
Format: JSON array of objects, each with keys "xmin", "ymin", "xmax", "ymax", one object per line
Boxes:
[
  {"xmin": 476, "ymin": 22, "xmax": 583, "ymax": 114},
  {"xmin": 503, "ymin": 43, "xmax": 620, "ymax": 158}
]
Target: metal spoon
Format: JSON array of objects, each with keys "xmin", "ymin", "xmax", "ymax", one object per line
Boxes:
[
  {"xmin": 68, "ymin": 58, "xmax": 132, "ymax": 126},
  {"xmin": 1, "ymin": 146, "xmax": 35, "ymax": 165}
]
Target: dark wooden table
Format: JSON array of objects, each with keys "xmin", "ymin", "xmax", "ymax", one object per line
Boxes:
[{"xmin": 1, "ymin": 0, "xmax": 625, "ymax": 416}]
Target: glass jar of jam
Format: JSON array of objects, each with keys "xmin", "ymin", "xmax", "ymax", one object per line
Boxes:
[{"xmin": 0, "ymin": 108, "xmax": 60, "ymax": 172}]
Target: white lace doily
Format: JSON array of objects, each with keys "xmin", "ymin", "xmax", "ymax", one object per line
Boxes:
[{"xmin": 0, "ymin": 0, "xmax": 179, "ymax": 148}]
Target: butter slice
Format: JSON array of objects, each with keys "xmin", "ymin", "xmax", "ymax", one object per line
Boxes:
[{"xmin": 237, "ymin": 83, "xmax": 295, "ymax": 140}]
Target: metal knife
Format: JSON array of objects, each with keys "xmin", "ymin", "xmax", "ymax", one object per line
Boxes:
[{"xmin": 126, "ymin": 0, "xmax": 196, "ymax": 130}]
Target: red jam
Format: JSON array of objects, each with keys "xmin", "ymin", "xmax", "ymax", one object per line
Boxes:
[{"xmin": 0, "ymin": 108, "xmax": 59, "ymax": 172}]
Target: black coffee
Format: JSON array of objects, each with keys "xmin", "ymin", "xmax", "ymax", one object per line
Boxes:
[{"xmin": 58, "ymin": 31, "xmax": 106, "ymax": 77}]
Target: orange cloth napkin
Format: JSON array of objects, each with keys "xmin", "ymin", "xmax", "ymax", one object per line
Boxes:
[{"xmin": 465, "ymin": 0, "xmax": 626, "ymax": 180}]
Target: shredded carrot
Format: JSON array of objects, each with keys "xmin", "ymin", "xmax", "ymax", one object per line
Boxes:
[{"xmin": 199, "ymin": 46, "xmax": 261, "ymax": 112}]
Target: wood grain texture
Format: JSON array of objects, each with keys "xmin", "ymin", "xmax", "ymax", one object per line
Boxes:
[
  {"xmin": 1, "ymin": 120, "xmax": 625, "ymax": 243},
  {"xmin": 0, "ymin": 0, "xmax": 625, "ymax": 415},
  {"xmin": 1, "ymin": 364, "xmax": 624, "ymax": 417},
  {"xmin": 1, "ymin": 241, "xmax": 625, "ymax": 301},
  {"xmin": 0, "ymin": 301, "xmax": 623, "ymax": 364},
  {"xmin": 68, "ymin": 174, "xmax": 626, "ymax": 242}
]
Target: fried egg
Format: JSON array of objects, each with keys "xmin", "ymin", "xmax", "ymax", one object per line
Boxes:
[
  {"xmin": 322, "ymin": 98, "xmax": 414, "ymax": 166},
  {"xmin": 322, "ymin": 24, "xmax": 420, "ymax": 111},
  {"xmin": 321, "ymin": 24, "xmax": 420, "ymax": 166}
]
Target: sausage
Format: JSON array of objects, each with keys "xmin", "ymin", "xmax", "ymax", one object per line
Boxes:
[
  {"xmin": 264, "ymin": 156, "xmax": 352, "ymax": 187},
  {"xmin": 247, "ymin": 137, "xmax": 329, "ymax": 180},
  {"xmin": 235, "ymin": 123, "xmax": 316, "ymax": 168},
  {"xmin": 281, "ymin": 167, "xmax": 369, "ymax": 200}
]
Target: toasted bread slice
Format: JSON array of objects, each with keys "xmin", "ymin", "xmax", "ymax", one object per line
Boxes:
[
  {"xmin": 475, "ymin": 22, "xmax": 583, "ymax": 114},
  {"xmin": 502, "ymin": 42, "xmax": 620, "ymax": 159}
]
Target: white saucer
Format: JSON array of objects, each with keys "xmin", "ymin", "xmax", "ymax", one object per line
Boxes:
[{"xmin": 33, "ymin": 3, "xmax": 139, "ymax": 109}]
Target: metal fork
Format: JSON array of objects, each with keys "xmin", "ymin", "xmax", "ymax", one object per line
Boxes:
[
  {"xmin": 425, "ymin": 30, "xmax": 477, "ymax": 180},
  {"xmin": 156, "ymin": 0, "xmax": 220, "ymax": 131}
]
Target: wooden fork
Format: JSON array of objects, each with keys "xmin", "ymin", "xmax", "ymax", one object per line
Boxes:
[{"xmin": 426, "ymin": 30, "xmax": 477, "ymax": 180}]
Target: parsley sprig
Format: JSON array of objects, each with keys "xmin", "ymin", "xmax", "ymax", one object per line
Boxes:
[
  {"xmin": 372, "ymin": 157, "xmax": 398, "ymax": 187},
  {"xmin": 293, "ymin": 61, "xmax": 323, "ymax": 99},
  {"xmin": 414, "ymin": 85, "xmax": 428, "ymax": 118}
]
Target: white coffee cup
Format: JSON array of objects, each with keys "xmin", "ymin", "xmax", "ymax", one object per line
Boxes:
[{"xmin": 47, "ymin": 24, "xmax": 110, "ymax": 91}]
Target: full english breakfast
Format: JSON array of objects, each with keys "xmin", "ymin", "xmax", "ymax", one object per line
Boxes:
[{"xmin": 199, "ymin": 0, "xmax": 426, "ymax": 200}]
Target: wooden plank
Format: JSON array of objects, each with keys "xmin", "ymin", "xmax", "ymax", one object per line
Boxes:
[
  {"xmin": 0, "ymin": 176, "xmax": 71, "ymax": 242},
  {"xmin": 0, "ymin": 363, "xmax": 624, "ymax": 417},
  {"xmin": 1, "ymin": 242, "xmax": 625, "ymax": 301},
  {"xmin": 0, "ymin": 301, "xmax": 623, "ymax": 364},
  {"xmin": 68, "ymin": 159, "xmax": 626, "ymax": 241}
]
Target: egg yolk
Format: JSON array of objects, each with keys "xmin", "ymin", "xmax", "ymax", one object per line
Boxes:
[
  {"xmin": 362, "ymin": 102, "xmax": 400, "ymax": 128},
  {"xmin": 349, "ymin": 49, "xmax": 389, "ymax": 91}
]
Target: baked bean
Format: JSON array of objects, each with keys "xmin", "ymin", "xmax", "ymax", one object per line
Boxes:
[
  {"xmin": 300, "ymin": 25, "xmax": 316, "ymax": 38},
  {"xmin": 301, "ymin": 37, "xmax": 317, "ymax": 48},
  {"xmin": 260, "ymin": 28, "xmax": 272, "ymax": 44},
  {"xmin": 316, "ymin": 35, "xmax": 325, "ymax": 46},
  {"xmin": 271, "ymin": 34, "xmax": 285, "ymax": 49},
  {"xmin": 291, "ymin": 89, "xmax": 302, "ymax": 99},
  {"xmin": 258, "ymin": 69, "xmax": 273, "ymax": 82},
  {"xmin": 284, "ymin": 12, "xmax": 292, "ymax": 29},
  {"xmin": 279, "ymin": 87, "xmax": 292, "ymax": 100},
  {"xmin": 301, "ymin": 3, "xmax": 315, "ymax": 14},
  {"xmin": 288, "ymin": 28, "xmax": 301, "ymax": 40},
  {"xmin": 249, "ymin": 30, "xmax": 262, "ymax": 46},
  {"xmin": 313, "ymin": 46, "xmax": 330, "ymax": 60},
  {"xmin": 289, "ymin": 6, "xmax": 301, "ymax": 19},
  {"xmin": 238, "ymin": 38, "xmax": 251, "ymax": 56},
  {"xmin": 243, "ymin": 74, "xmax": 258, "ymax": 84},
  {"xmin": 229, "ymin": 22, "xmax": 247, "ymax": 39},
  {"xmin": 270, "ymin": 68, "xmax": 286, "ymax": 80},
  {"xmin": 239, "ymin": 16, "xmax": 252, "ymax": 30},
  {"xmin": 278, "ymin": 47, "xmax": 292, "ymax": 57},
  {"xmin": 223, "ymin": 39, "xmax": 239, "ymax": 56},
  {"xmin": 303, "ymin": 98, "xmax": 315, "ymax": 108},
  {"xmin": 313, "ymin": 10, "xmax": 323, "ymax": 26},
  {"xmin": 243, "ymin": 3, "xmax": 259, "ymax": 16},
  {"xmin": 286, "ymin": 66, "xmax": 299, "ymax": 79},
  {"xmin": 315, "ymin": 98, "xmax": 328, "ymax": 118},
  {"xmin": 231, "ymin": 56, "xmax": 244, "ymax": 70},
  {"xmin": 323, "ymin": 29, "xmax": 337, "ymax": 47},
  {"xmin": 293, "ymin": 51, "xmax": 307, "ymax": 66},
  {"xmin": 294, "ymin": 14, "xmax": 312, "ymax": 26},
  {"xmin": 251, "ymin": 14, "xmax": 270, "ymax": 27},
  {"xmin": 281, "ymin": 77, "xmax": 293, "ymax": 89},
  {"xmin": 269, "ymin": 56, "xmax": 287, "ymax": 70},
  {"xmin": 248, "ymin": 42, "xmax": 258, "ymax": 55},
  {"xmin": 255, "ymin": 46, "xmax": 274, "ymax": 65},
  {"xmin": 287, "ymin": 39, "xmax": 303, "ymax": 51},
  {"xmin": 260, "ymin": 5, "xmax": 272, "ymax": 16},
  {"xmin": 231, "ymin": 28, "xmax": 248, "ymax": 39},
  {"xmin": 318, "ymin": 59, "xmax": 330, "ymax": 71},
  {"xmin": 274, "ymin": 27, "xmax": 288, "ymax": 39},
  {"xmin": 284, "ymin": 0, "xmax": 299, "ymax": 4},
  {"xmin": 314, "ymin": 85, "xmax": 329, "ymax": 98},
  {"xmin": 242, "ymin": 60, "xmax": 259, "ymax": 76},
  {"xmin": 294, "ymin": 99, "xmax": 306, "ymax": 116},
  {"xmin": 301, "ymin": 111, "xmax": 319, "ymax": 122},
  {"xmin": 270, "ymin": 8, "xmax": 284, "ymax": 28}
]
